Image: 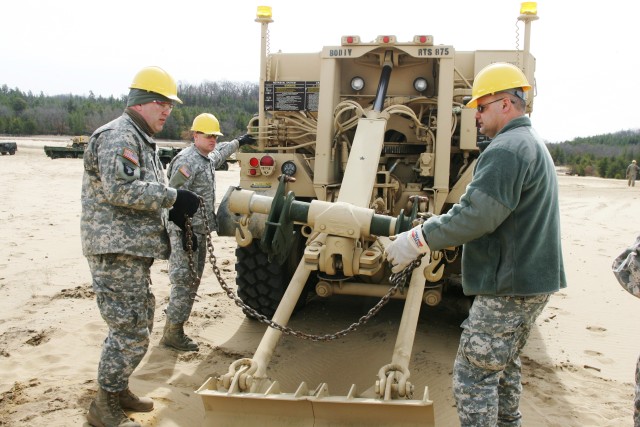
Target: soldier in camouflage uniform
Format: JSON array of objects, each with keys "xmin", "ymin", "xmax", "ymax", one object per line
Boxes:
[
  {"xmin": 160, "ymin": 113, "xmax": 254, "ymax": 352},
  {"xmin": 627, "ymin": 160, "xmax": 639, "ymax": 187},
  {"xmin": 81, "ymin": 66, "xmax": 199, "ymax": 427},
  {"xmin": 612, "ymin": 236, "xmax": 640, "ymax": 427},
  {"xmin": 385, "ymin": 63, "xmax": 566, "ymax": 426}
]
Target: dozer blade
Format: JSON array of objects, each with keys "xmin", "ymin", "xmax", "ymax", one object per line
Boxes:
[{"xmin": 197, "ymin": 378, "xmax": 434, "ymax": 426}]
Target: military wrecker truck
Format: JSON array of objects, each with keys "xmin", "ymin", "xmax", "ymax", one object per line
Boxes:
[{"xmin": 198, "ymin": 4, "xmax": 539, "ymax": 425}]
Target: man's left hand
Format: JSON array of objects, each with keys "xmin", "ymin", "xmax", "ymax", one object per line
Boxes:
[{"xmin": 236, "ymin": 134, "xmax": 255, "ymax": 146}]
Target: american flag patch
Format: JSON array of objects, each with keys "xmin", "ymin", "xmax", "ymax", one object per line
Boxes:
[
  {"xmin": 122, "ymin": 148, "xmax": 139, "ymax": 166},
  {"xmin": 178, "ymin": 165, "xmax": 191, "ymax": 178}
]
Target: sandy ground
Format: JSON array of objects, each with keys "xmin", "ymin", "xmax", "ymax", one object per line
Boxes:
[{"xmin": 0, "ymin": 136, "xmax": 638, "ymax": 427}]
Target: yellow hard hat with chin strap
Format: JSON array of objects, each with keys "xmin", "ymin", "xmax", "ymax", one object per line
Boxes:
[
  {"xmin": 191, "ymin": 113, "xmax": 223, "ymax": 136},
  {"xmin": 129, "ymin": 66, "xmax": 182, "ymax": 104},
  {"xmin": 467, "ymin": 62, "xmax": 531, "ymax": 108}
]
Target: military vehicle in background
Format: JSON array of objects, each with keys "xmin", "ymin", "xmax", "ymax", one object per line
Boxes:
[
  {"xmin": 199, "ymin": 3, "xmax": 539, "ymax": 425},
  {"xmin": 40, "ymin": 138, "xmax": 239, "ymax": 169},
  {"xmin": 158, "ymin": 145, "xmax": 238, "ymax": 170},
  {"xmin": 158, "ymin": 146, "xmax": 183, "ymax": 168},
  {"xmin": 44, "ymin": 136, "xmax": 89, "ymax": 159},
  {"xmin": 0, "ymin": 141, "xmax": 17, "ymax": 155}
]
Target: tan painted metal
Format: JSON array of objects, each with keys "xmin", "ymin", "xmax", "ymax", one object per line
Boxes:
[
  {"xmin": 204, "ymin": 4, "xmax": 538, "ymax": 425},
  {"xmin": 197, "ymin": 257, "xmax": 435, "ymax": 426}
]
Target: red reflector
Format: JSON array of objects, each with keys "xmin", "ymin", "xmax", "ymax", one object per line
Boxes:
[
  {"xmin": 260, "ymin": 155, "xmax": 275, "ymax": 166},
  {"xmin": 383, "ymin": 36, "xmax": 390, "ymax": 43},
  {"xmin": 249, "ymin": 169, "xmax": 257, "ymax": 176},
  {"xmin": 420, "ymin": 36, "xmax": 427, "ymax": 43},
  {"xmin": 249, "ymin": 157, "xmax": 259, "ymax": 167},
  {"xmin": 347, "ymin": 36, "xmax": 354, "ymax": 43}
]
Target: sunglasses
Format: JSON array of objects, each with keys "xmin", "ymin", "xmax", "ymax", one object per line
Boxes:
[
  {"xmin": 476, "ymin": 98, "xmax": 506, "ymax": 113},
  {"xmin": 152, "ymin": 100, "xmax": 175, "ymax": 111},
  {"xmin": 196, "ymin": 132, "xmax": 218, "ymax": 139}
]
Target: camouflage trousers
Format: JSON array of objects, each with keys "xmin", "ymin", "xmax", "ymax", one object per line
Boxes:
[
  {"xmin": 453, "ymin": 294, "xmax": 550, "ymax": 427},
  {"xmin": 86, "ymin": 254, "xmax": 155, "ymax": 393},
  {"xmin": 165, "ymin": 229, "xmax": 206, "ymax": 324},
  {"xmin": 635, "ymin": 354, "xmax": 640, "ymax": 427}
]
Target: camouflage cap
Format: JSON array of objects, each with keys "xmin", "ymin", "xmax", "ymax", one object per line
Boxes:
[{"xmin": 126, "ymin": 88, "xmax": 172, "ymax": 107}]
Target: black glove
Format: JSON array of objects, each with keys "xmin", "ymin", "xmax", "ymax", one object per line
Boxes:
[
  {"xmin": 236, "ymin": 134, "xmax": 256, "ymax": 146},
  {"xmin": 169, "ymin": 189, "xmax": 200, "ymax": 230},
  {"xmin": 181, "ymin": 231, "xmax": 198, "ymax": 252}
]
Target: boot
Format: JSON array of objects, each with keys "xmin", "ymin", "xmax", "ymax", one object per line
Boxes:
[
  {"xmin": 119, "ymin": 388, "xmax": 154, "ymax": 412},
  {"xmin": 160, "ymin": 320, "xmax": 199, "ymax": 352},
  {"xmin": 87, "ymin": 387, "xmax": 140, "ymax": 427}
]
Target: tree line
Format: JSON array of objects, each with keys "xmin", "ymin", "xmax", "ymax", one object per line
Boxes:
[
  {"xmin": 0, "ymin": 81, "xmax": 259, "ymax": 141},
  {"xmin": 2, "ymin": 81, "xmax": 639, "ymax": 179},
  {"xmin": 547, "ymin": 129, "xmax": 640, "ymax": 179}
]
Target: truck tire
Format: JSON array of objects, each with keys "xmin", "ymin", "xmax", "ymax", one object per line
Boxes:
[{"xmin": 235, "ymin": 233, "xmax": 312, "ymax": 320}]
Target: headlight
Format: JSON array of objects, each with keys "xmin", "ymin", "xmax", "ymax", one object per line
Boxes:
[
  {"xmin": 351, "ymin": 76, "xmax": 365, "ymax": 91},
  {"xmin": 413, "ymin": 77, "xmax": 428, "ymax": 93}
]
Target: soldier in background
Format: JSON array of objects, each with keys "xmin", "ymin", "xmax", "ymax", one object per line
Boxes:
[
  {"xmin": 160, "ymin": 113, "xmax": 254, "ymax": 352},
  {"xmin": 612, "ymin": 236, "xmax": 640, "ymax": 427},
  {"xmin": 385, "ymin": 63, "xmax": 566, "ymax": 426},
  {"xmin": 627, "ymin": 160, "xmax": 639, "ymax": 187},
  {"xmin": 81, "ymin": 66, "xmax": 199, "ymax": 427}
]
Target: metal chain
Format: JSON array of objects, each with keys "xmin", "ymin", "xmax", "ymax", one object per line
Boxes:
[
  {"xmin": 442, "ymin": 246, "xmax": 459, "ymax": 264},
  {"xmin": 184, "ymin": 217, "xmax": 199, "ymax": 298},
  {"xmin": 185, "ymin": 201, "xmax": 425, "ymax": 342}
]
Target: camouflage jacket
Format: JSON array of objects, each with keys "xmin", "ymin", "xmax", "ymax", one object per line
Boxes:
[
  {"xmin": 81, "ymin": 113, "xmax": 177, "ymax": 259},
  {"xmin": 166, "ymin": 140, "xmax": 238, "ymax": 234},
  {"xmin": 612, "ymin": 236, "xmax": 640, "ymax": 299}
]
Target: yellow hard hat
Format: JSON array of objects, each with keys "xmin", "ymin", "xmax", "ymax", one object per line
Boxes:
[
  {"xmin": 191, "ymin": 113, "xmax": 223, "ymax": 136},
  {"xmin": 466, "ymin": 62, "xmax": 532, "ymax": 108},
  {"xmin": 129, "ymin": 66, "xmax": 182, "ymax": 104}
]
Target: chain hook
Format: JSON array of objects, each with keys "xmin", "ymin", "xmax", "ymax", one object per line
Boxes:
[
  {"xmin": 235, "ymin": 215, "xmax": 253, "ymax": 247},
  {"xmin": 424, "ymin": 251, "xmax": 445, "ymax": 282}
]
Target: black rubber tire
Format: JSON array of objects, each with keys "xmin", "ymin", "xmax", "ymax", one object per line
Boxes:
[{"xmin": 235, "ymin": 232, "xmax": 312, "ymax": 319}]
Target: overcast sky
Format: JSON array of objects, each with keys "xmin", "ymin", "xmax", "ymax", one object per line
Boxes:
[{"xmin": 2, "ymin": 0, "xmax": 638, "ymax": 142}]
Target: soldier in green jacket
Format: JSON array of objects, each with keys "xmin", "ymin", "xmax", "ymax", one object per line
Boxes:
[
  {"xmin": 81, "ymin": 66, "xmax": 199, "ymax": 427},
  {"xmin": 160, "ymin": 113, "xmax": 254, "ymax": 351},
  {"xmin": 385, "ymin": 62, "xmax": 566, "ymax": 427}
]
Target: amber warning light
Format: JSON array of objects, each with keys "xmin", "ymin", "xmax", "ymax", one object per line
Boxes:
[
  {"xmin": 520, "ymin": 2, "xmax": 537, "ymax": 15},
  {"xmin": 256, "ymin": 5, "xmax": 272, "ymax": 19}
]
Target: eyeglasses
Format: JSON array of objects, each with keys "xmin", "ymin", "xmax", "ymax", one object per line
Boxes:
[
  {"xmin": 152, "ymin": 100, "xmax": 174, "ymax": 111},
  {"xmin": 197, "ymin": 132, "xmax": 218, "ymax": 139},
  {"xmin": 476, "ymin": 98, "xmax": 506, "ymax": 113}
]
